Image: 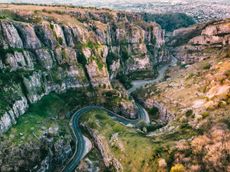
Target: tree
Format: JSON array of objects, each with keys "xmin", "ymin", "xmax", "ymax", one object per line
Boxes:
[{"xmin": 170, "ymin": 164, "xmax": 185, "ymax": 172}]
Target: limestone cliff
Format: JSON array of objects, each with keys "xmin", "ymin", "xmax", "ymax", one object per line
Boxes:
[
  {"xmin": 0, "ymin": 5, "xmax": 167, "ymax": 134},
  {"xmin": 169, "ymin": 19, "xmax": 230, "ymax": 63}
]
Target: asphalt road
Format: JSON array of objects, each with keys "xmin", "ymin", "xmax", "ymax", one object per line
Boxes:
[
  {"xmin": 62, "ymin": 104, "xmax": 149, "ymax": 172},
  {"xmin": 62, "ymin": 57, "xmax": 178, "ymax": 171},
  {"xmin": 128, "ymin": 56, "xmax": 177, "ymax": 93}
]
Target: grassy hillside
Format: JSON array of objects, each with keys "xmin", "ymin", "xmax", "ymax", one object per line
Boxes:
[{"xmin": 81, "ymin": 110, "xmax": 164, "ymax": 172}]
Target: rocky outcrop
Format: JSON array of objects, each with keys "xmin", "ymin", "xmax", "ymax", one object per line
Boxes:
[
  {"xmin": 0, "ymin": 7, "xmax": 168, "ymax": 134},
  {"xmin": 0, "ymin": 21, "xmax": 23, "ymax": 49},
  {"xmin": 84, "ymin": 125, "xmax": 123, "ymax": 172},
  {"xmin": 144, "ymin": 98, "xmax": 174, "ymax": 124},
  {"xmin": 14, "ymin": 22, "xmax": 42, "ymax": 49},
  {"xmin": 0, "ymin": 96, "xmax": 28, "ymax": 135},
  {"xmin": 107, "ymin": 21, "xmax": 167, "ymax": 79},
  {"xmin": 4, "ymin": 51, "xmax": 34, "ymax": 71},
  {"xmin": 170, "ymin": 19, "xmax": 230, "ymax": 64},
  {"xmin": 0, "ymin": 125, "xmax": 72, "ymax": 172}
]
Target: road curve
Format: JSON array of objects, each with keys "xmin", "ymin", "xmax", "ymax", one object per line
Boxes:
[
  {"xmin": 62, "ymin": 104, "xmax": 148, "ymax": 172},
  {"xmin": 128, "ymin": 56, "xmax": 177, "ymax": 94},
  {"xmin": 63, "ymin": 57, "xmax": 177, "ymax": 171}
]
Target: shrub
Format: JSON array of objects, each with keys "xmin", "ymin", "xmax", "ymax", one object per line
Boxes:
[
  {"xmin": 170, "ymin": 164, "xmax": 185, "ymax": 172},
  {"xmin": 180, "ymin": 123, "xmax": 192, "ymax": 129},
  {"xmin": 32, "ymin": 16, "xmax": 43, "ymax": 24},
  {"xmin": 148, "ymin": 107, "xmax": 159, "ymax": 120},
  {"xmin": 91, "ymin": 56, "xmax": 104, "ymax": 71},
  {"xmin": 185, "ymin": 109, "xmax": 193, "ymax": 117},
  {"xmin": 58, "ymin": 37, "xmax": 63, "ymax": 45},
  {"xmin": 196, "ymin": 128, "xmax": 204, "ymax": 135},
  {"xmin": 176, "ymin": 61, "xmax": 186, "ymax": 68},
  {"xmin": 181, "ymin": 64, "xmax": 187, "ymax": 68},
  {"xmin": 222, "ymin": 117, "xmax": 230, "ymax": 130},
  {"xmin": 201, "ymin": 111, "xmax": 209, "ymax": 118},
  {"xmin": 116, "ymin": 73, "xmax": 132, "ymax": 89},
  {"xmin": 143, "ymin": 13, "xmax": 195, "ymax": 32},
  {"xmin": 218, "ymin": 101, "xmax": 227, "ymax": 108},
  {"xmin": 0, "ymin": 10, "xmax": 23, "ymax": 21},
  {"xmin": 120, "ymin": 46, "xmax": 130, "ymax": 62},
  {"xmin": 106, "ymin": 51, "xmax": 119, "ymax": 67},
  {"xmin": 84, "ymin": 41, "xmax": 100, "ymax": 49},
  {"xmin": 186, "ymin": 73, "xmax": 195, "ymax": 79},
  {"xmin": 202, "ymin": 63, "xmax": 211, "ymax": 70},
  {"xmin": 153, "ymin": 146, "xmax": 164, "ymax": 157},
  {"xmin": 77, "ymin": 52, "xmax": 87, "ymax": 66},
  {"xmin": 224, "ymin": 70, "xmax": 230, "ymax": 77},
  {"xmin": 136, "ymin": 120, "xmax": 147, "ymax": 129},
  {"xmin": 50, "ymin": 23, "xmax": 54, "ymax": 30}
]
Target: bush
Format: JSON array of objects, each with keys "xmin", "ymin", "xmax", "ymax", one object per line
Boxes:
[
  {"xmin": 50, "ymin": 23, "xmax": 54, "ymax": 30},
  {"xmin": 201, "ymin": 111, "xmax": 209, "ymax": 118},
  {"xmin": 116, "ymin": 73, "xmax": 132, "ymax": 89},
  {"xmin": 106, "ymin": 51, "xmax": 119, "ymax": 67},
  {"xmin": 58, "ymin": 37, "xmax": 63, "ymax": 45},
  {"xmin": 153, "ymin": 146, "xmax": 164, "ymax": 157},
  {"xmin": 185, "ymin": 109, "xmax": 193, "ymax": 117},
  {"xmin": 170, "ymin": 164, "xmax": 185, "ymax": 172},
  {"xmin": 77, "ymin": 52, "xmax": 87, "ymax": 66},
  {"xmin": 202, "ymin": 63, "xmax": 211, "ymax": 70},
  {"xmin": 180, "ymin": 123, "xmax": 192, "ymax": 129},
  {"xmin": 84, "ymin": 41, "xmax": 100, "ymax": 49},
  {"xmin": 222, "ymin": 117, "xmax": 230, "ymax": 130},
  {"xmin": 136, "ymin": 120, "xmax": 147, "ymax": 129},
  {"xmin": 224, "ymin": 70, "xmax": 230, "ymax": 77},
  {"xmin": 148, "ymin": 107, "xmax": 159, "ymax": 119},
  {"xmin": 177, "ymin": 61, "xmax": 187, "ymax": 68}
]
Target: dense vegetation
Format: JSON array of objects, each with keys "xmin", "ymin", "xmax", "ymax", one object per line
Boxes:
[{"xmin": 142, "ymin": 13, "xmax": 196, "ymax": 32}]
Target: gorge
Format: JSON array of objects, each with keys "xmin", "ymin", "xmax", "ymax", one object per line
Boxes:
[{"xmin": 0, "ymin": 3, "xmax": 230, "ymax": 172}]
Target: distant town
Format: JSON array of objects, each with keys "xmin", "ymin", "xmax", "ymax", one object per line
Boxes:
[{"xmin": 2, "ymin": 0, "xmax": 230, "ymax": 22}]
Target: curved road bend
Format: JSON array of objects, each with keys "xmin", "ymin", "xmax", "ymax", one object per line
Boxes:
[
  {"xmin": 128, "ymin": 56, "xmax": 177, "ymax": 94},
  {"xmin": 62, "ymin": 105, "xmax": 148, "ymax": 172},
  {"xmin": 63, "ymin": 57, "xmax": 176, "ymax": 172}
]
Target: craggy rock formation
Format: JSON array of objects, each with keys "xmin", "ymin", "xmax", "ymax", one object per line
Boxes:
[
  {"xmin": 144, "ymin": 99, "xmax": 174, "ymax": 124},
  {"xmin": 0, "ymin": 6, "xmax": 167, "ymax": 134},
  {"xmin": 84, "ymin": 125, "xmax": 123, "ymax": 172},
  {"xmin": 0, "ymin": 125, "xmax": 72, "ymax": 172},
  {"xmin": 169, "ymin": 19, "xmax": 230, "ymax": 64}
]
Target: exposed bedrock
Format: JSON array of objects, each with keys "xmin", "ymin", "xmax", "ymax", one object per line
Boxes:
[
  {"xmin": 169, "ymin": 19, "xmax": 230, "ymax": 64},
  {"xmin": 0, "ymin": 9, "xmax": 168, "ymax": 134}
]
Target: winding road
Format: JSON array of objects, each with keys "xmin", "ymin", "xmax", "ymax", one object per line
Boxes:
[
  {"xmin": 62, "ymin": 57, "xmax": 176, "ymax": 172},
  {"xmin": 62, "ymin": 105, "xmax": 149, "ymax": 172},
  {"xmin": 128, "ymin": 56, "xmax": 177, "ymax": 93}
]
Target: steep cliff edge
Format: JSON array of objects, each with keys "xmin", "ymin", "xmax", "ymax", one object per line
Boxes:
[
  {"xmin": 169, "ymin": 19, "xmax": 230, "ymax": 64},
  {"xmin": 0, "ymin": 5, "xmax": 167, "ymax": 135}
]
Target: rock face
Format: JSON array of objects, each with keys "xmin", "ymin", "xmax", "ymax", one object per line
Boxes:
[
  {"xmin": 85, "ymin": 125, "xmax": 123, "ymax": 172},
  {"xmin": 0, "ymin": 96, "xmax": 28, "ymax": 134},
  {"xmin": 0, "ymin": 7, "xmax": 167, "ymax": 134},
  {"xmin": 144, "ymin": 98, "xmax": 174, "ymax": 124},
  {"xmin": 170, "ymin": 19, "xmax": 230, "ymax": 64},
  {"xmin": 0, "ymin": 125, "xmax": 72, "ymax": 172}
]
